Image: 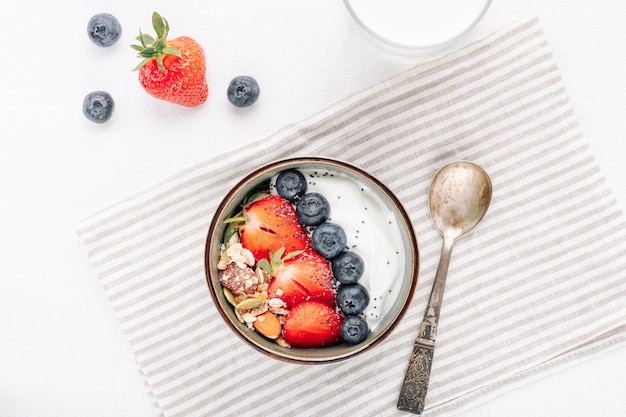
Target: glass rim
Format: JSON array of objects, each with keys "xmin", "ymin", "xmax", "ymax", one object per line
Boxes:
[{"xmin": 344, "ymin": 0, "xmax": 492, "ymax": 50}]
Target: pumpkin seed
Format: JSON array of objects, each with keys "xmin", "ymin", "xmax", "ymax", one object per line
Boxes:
[
  {"xmin": 223, "ymin": 288, "xmax": 237, "ymax": 306},
  {"xmin": 235, "ymin": 297, "xmax": 263, "ymax": 311}
]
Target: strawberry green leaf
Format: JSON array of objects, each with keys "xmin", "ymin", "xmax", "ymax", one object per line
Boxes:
[
  {"xmin": 132, "ymin": 58, "xmax": 151, "ymax": 71},
  {"xmin": 257, "ymin": 259, "xmax": 271, "ymax": 274},
  {"xmin": 140, "ymin": 47, "xmax": 155, "ymax": 57},
  {"xmin": 162, "ymin": 15, "xmax": 170, "ymax": 37},
  {"xmin": 245, "ymin": 192, "xmax": 271, "ymax": 206},
  {"xmin": 152, "ymin": 12, "xmax": 165, "ymax": 38},
  {"xmin": 283, "ymin": 250, "xmax": 304, "ymax": 261},
  {"xmin": 222, "ymin": 225, "xmax": 238, "ymax": 246},
  {"xmin": 136, "ymin": 34, "xmax": 155, "ymax": 46},
  {"xmin": 223, "ymin": 214, "xmax": 246, "ymax": 224},
  {"xmin": 162, "ymin": 46, "xmax": 182, "ymax": 57},
  {"xmin": 268, "ymin": 247, "xmax": 286, "ymax": 269},
  {"xmin": 156, "ymin": 54, "xmax": 166, "ymax": 73},
  {"xmin": 131, "ymin": 12, "xmax": 182, "ymax": 73},
  {"xmin": 274, "ymin": 246, "xmax": 286, "ymax": 260}
]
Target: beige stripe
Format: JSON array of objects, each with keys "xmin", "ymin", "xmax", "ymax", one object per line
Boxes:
[
  {"xmin": 133, "ymin": 315, "xmax": 214, "ymax": 361},
  {"xmin": 85, "ymin": 177, "xmax": 231, "ymax": 254},
  {"xmin": 109, "ymin": 260, "xmax": 204, "ymax": 307},
  {"xmin": 148, "ymin": 345, "xmax": 238, "ymax": 392},
  {"xmin": 411, "ymin": 122, "xmax": 584, "ymax": 192},
  {"xmin": 125, "ymin": 302, "xmax": 212, "ymax": 348},
  {"xmin": 88, "ymin": 201, "xmax": 210, "ymax": 265},
  {"xmin": 423, "ymin": 216, "xmax": 624, "ymax": 349},
  {"xmin": 429, "ymin": 288, "xmax": 626, "ymax": 403},
  {"xmin": 122, "ymin": 294, "xmax": 212, "ymax": 340},
  {"xmin": 116, "ymin": 275, "xmax": 206, "ymax": 325},
  {"xmin": 427, "ymin": 194, "xmax": 618, "ymax": 292},
  {"xmin": 107, "ymin": 261, "xmax": 202, "ymax": 312},
  {"xmin": 442, "ymin": 188, "xmax": 616, "ymax": 278},
  {"xmin": 158, "ymin": 358, "xmax": 277, "ymax": 414},
  {"xmin": 437, "ymin": 253, "xmax": 626, "ymax": 369},
  {"xmin": 444, "ymin": 241, "xmax": 626, "ymax": 350},
  {"xmin": 430, "ymin": 330, "xmax": 626, "ymax": 416},
  {"xmin": 353, "ymin": 90, "xmax": 571, "ymax": 183},
  {"xmin": 147, "ymin": 334, "xmax": 252, "ymax": 388},
  {"xmin": 310, "ymin": 77, "xmax": 564, "ymax": 182},
  {"xmin": 101, "ymin": 239, "xmax": 202, "ymax": 291},
  {"xmin": 137, "ymin": 328, "xmax": 216, "ymax": 370},
  {"xmin": 297, "ymin": 40, "xmax": 554, "ymax": 164},
  {"xmin": 100, "ymin": 228, "xmax": 205, "ymax": 292}
]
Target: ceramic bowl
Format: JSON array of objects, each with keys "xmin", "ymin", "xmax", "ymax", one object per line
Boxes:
[{"xmin": 205, "ymin": 156, "xmax": 419, "ymax": 363}]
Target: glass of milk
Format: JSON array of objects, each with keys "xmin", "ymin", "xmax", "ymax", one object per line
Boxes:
[{"xmin": 344, "ymin": 0, "xmax": 491, "ymax": 50}]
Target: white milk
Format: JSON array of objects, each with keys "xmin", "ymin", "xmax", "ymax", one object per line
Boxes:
[{"xmin": 345, "ymin": 0, "xmax": 491, "ymax": 48}]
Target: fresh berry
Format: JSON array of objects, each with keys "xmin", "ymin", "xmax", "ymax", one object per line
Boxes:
[
  {"xmin": 132, "ymin": 12, "xmax": 208, "ymax": 107},
  {"xmin": 296, "ymin": 193, "xmax": 330, "ymax": 226},
  {"xmin": 227, "ymin": 76, "xmax": 260, "ymax": 108},
  {"xmin": 83, "ymin": 91, "xmax": 115, "ymax": 123},
  {"xmin": 340, "ymin": 315, "xmax": 369, "ymax": 344},
  {"xmin": 331, "ymin": 251, "xmax": 364, "ymax": 284},
  {"xmin": 311, "ymin": 222, "xmax": 347, "ymax": 259},
  {"xmin": 283, "ymin": 301, "xmax": 344, "ymax": 348},
  {"xmin": 336, "ymin": 283, "xmax": 370, "ymax": 315},
  {"xmin": 229, "ymin": 195, "xmax": 310, "ymax": 262},
  {"xmin": 87, "ymin": 13, "xmax": 122, "ymax": 47},
  {"xmin": 264, "ymin": 249, "xmax": 335, "ymax": 309},
  {"xmin": 275, "ymin": 169, "xmax": 307, "ymax": 202}
]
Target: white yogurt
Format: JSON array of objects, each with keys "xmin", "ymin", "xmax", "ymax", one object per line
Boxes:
[
  {"xmin": 272, "ymin": 169, "xmax": 407, "ymax": 332},
  {"xmin": 345, "ymin": 0, "xmax": 491, "ymax": 48}
]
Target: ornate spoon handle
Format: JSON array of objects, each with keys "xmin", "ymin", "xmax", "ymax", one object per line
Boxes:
[
  {"xmin": 396, "ymin": 337, "xmax": 435, "ymax": 414},
  {"xmin": 397, "ymin": 234, "xmax": 454, "ymax": 414}
]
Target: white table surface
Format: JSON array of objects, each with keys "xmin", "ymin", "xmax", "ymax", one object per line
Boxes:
[{"xmin": 1, "ymin": 1, "xmax": 625, "ymax": 416}]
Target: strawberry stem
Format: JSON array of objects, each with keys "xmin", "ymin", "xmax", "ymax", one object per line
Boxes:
[
  {"xmin": 131, "ymin": 12, "xmax": 182, "ymax": 73},
  {"xmin": 265, "ymin": 247, "xmax": 304, "ymax": 273},
  {"xmin": 223, "ymin": 215, "xmax": 246, "ymax": 224}
]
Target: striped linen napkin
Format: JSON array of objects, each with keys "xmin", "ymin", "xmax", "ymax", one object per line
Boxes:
[{"xmin": 76, "ymin": 15, "xmax": 626, "ymax": 417}]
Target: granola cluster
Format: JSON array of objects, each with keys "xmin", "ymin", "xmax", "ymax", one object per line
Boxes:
[{"xmin": 218, "ymin": 233, "xmax": 291, "ymax": 348}]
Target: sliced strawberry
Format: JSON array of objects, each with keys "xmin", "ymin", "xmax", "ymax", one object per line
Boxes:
[
  {"xmin": 235, "ymin": 195, "xmax": 310, "ymax": 262},
  {"xmin": 266, "ymin": 249, "xmax": 335, "ymax": 309},
  {"xmin": 283, "ymin": 301, "xmax": 344, "ymax": 348}
]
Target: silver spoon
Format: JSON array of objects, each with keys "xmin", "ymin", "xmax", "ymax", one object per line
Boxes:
[{"xmin": 397, "ymin": 161, "xmax": 492, "ymax": 414}]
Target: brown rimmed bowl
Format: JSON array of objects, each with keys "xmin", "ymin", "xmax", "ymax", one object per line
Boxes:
[{"xmin": 205, "ymin": 156, "xmax": 419, "ymax": 363}]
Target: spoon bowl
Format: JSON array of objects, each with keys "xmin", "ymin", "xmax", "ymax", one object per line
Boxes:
[
  {"xmin": 398, "ymin": 161, "xmax": 492, "ymax": 414},
  {"xmin": 429, "ymin": 161, "xmax": 492, "ymax": 239}
]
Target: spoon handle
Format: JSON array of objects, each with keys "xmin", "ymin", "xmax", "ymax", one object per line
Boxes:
[
  {"xmin": 397, "ymin": 235, "xmax": 455, "ymax": 414},
  {"xmin": 396, "ymin": 337, "xmax": 435, "ymax": 414}
]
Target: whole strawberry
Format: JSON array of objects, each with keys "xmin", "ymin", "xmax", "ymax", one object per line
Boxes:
[{"xmin": 132, "ymin": 12, "xmax": 208, "ymax": 107}]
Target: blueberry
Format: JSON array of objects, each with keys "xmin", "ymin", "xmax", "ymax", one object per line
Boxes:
[
  {"xmin": 331, "ymin": 251, "xmax": 364, "ymax": 284},
  {"xmin": 340, "ymin": 315, "xmax": 369, "ymax": 344},
  {"xmin": 87, "ymin": 13, "xmax": 122, "ymax": 47},
  {"xmin": 276, "ymin": 169, "xmax": 307, "ymax": 202},
  {"xmin": 296, "ymin": 193, "xmax": 330, "ymax": 226},
  {"xmin": 227, "ymin": 76, "xmax": 260, "ymax": 108},
  {"xmin": 311, "ymin": 222, "xmax": 346, "ymax": 259},
  {"xmin": 83, "ymin": 91, "xmax": 115, "ymax": 123},
  {"xmin": 336, "ymin": 283, "xmax": 370, "ymax": 316}
]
